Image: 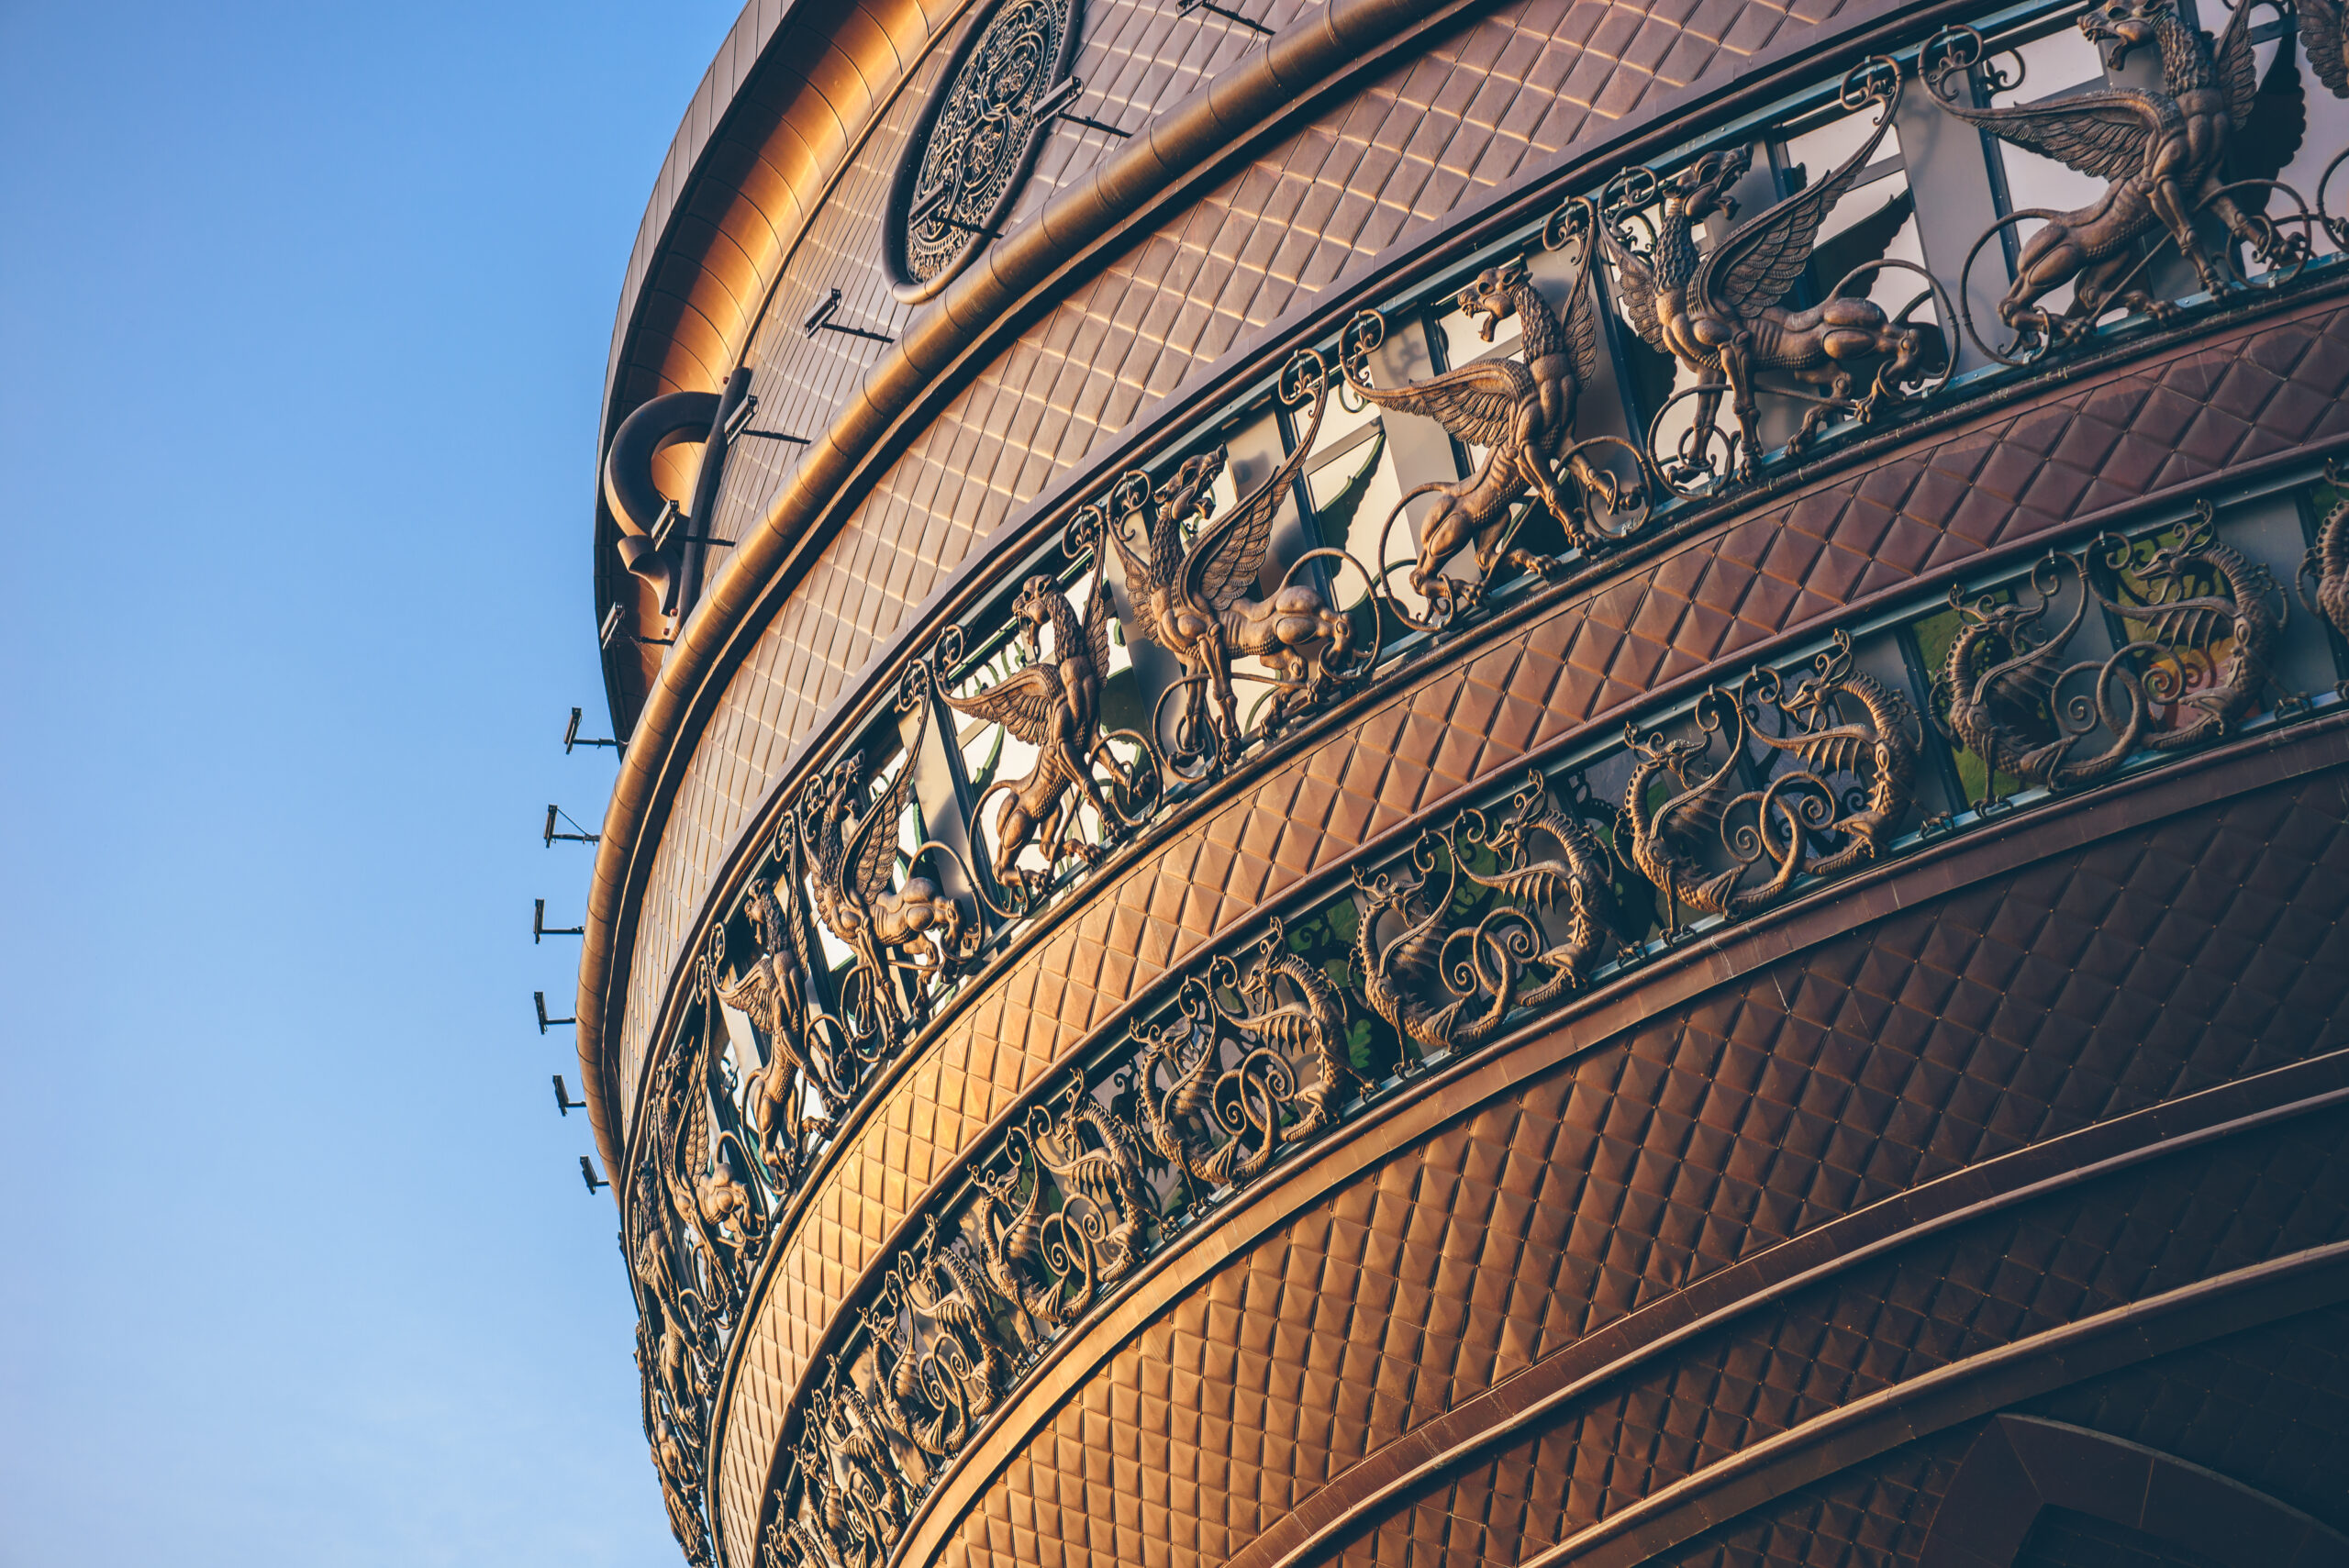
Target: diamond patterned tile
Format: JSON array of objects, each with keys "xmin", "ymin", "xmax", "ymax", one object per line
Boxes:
[
  {"xmin": 1332, "ymin": 1116, "xmax": 2349, "ymax": 1568},
  {"xmin": 907, "ymin": 773, "xmax": 2349, "ymax": 1568}
]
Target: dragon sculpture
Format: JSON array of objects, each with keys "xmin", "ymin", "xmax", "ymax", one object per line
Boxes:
[
  {"xmin": 800, "ymin": 705, "xmax": 971, "ymax": 1038},
  {"xmin": 1926, "ymin": 0, "xmax": 2306, "ymax": 353},
  {"xmin": 713, "ymin": 875, "xmax": 840, "ymax": 1188},
  {"xmin": 1746, "ymin": 629, "xmax": 1922, "ymax": 879},
  {"xmin": 1619, "ymin": 716, "xmax": 1748, "ymax": 938},
  {"xmin": 1341, "ymin": 228, "xmax": 1637, "ymax": 614},
  {"xmin": 1131, "ymin": 919, "xmax": 1353, "ymax": 1197},
  {"xmin": 939, "ymin": 574, "xmax": 1124, "ymax": 903},
  {"xmin": 1461, "ymin": 770, "xmax": 1622, "ymax": 1004},
  {"xmin": 2301, "ymin": 484, "xmax": 2349, "ymax": 698},
  {"xmin": 1099, "ymin": 350, "xmax": 1360, "ymax": 763},
  {"xmin": 1602, "ymin": 61, "xmax": 1943, "ymax": 483},
  {"xmin": 2098, "ymin": 506, "xmax": 2285, "ymax": 748},
  {"xmin": 961, "ymin": 1152, "xmax": 1050, "ymax": 1351},
  {"xmin": 1021, "ymin": 1083, "xmax": 1155, "ymax": 1318},
  {"xmin": 1349, "ymin": 846, "xmax": 1520, "ymax": 1060},
  {"xmin": 1936, "ymin": 553, "xmax": 2150, "ymax": 810}
]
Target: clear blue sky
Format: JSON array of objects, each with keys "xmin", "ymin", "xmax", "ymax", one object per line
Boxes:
[{"xmin": 0, "ymin": 4, "xmax": 741, "ymax": 1562}]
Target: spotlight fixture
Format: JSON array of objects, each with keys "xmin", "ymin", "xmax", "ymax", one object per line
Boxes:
[
  {"xmin": 600, "ymin": 602, "xmax": 674, "ymax": 650},
  {"xmin": 553, "ymin": 1074, "xmax": 587, "ymax": 1117},
  {"xmin": 1035, "ymin": 75, "xmax": 1131, "ymax": 138},
  {"xmin": 534, "ymin": 898, "xmax": 584, "ymax": 943},
  {"xmin": 1175, "ymin": 0, "xmax": 1273, "ymax": 33},
  {"xmin": 535, "ymin": 991, "xmax": 576, "ymax": 1034},
  {"xmin": 562, "ymin": 706, "xmax": 621, "ymax": 754},
  {"xmin": 802, "ymin": 287, "xmax": 894, "ymax": 345},
  {"xmin": 580, "ymin": 1156, "xmax": 609, "ymax": 1193},
  {"xmin": 722, "ymin": 394, "xmax": 809, "ymax": 446},
  {"xmin": 543, "ymin": 805, "xmax": 600, "ymax": 847},
  {"xmin": 648, "ymin": 497, "xmax": 735, "ymax": 555}
]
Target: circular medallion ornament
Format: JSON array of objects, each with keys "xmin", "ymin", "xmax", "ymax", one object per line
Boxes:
[{"xmin": 885, "ymin": 0, "xmax": 1083, "ymax": 301}]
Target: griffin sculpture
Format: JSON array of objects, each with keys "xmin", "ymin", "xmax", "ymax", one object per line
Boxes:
[
  {"xmin": 1926, "ymin": 0, "xmax": 2305, "ymax": 353},
  {"xmin": 939, "ymin": 574, "xmax": 1122, "ymax": 903},
  {"xmin": 713, "ymin": 876, "xmax": 840, "ymax": 1188},
  {"xmin": 1602, "ymin": 61, "xmax": 1943, "ymax": 484},
  {"xmin": 1341, "ymin": 226, "xmax": 1635, "ymax": 613},
  {"xmin": 801, "ymin": 706, "xmax": 970, "ymax": 1037},
  {"xmin": 1098, "ymin": 351, "xmax": 1359, "ymax": 763}
]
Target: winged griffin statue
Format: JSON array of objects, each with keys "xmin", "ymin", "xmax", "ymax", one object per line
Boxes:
[
  {"xmin": 1600, "ymin": 61, "xmax": 1945, "ymax": 485},
  {"xmin": 1340, "ymin": 203, "xmax": 1642, "ymax": 617},
  {"xmin": 712, "ymin": 872, "xmax": 851, "ymax": 1188},
  {"xmin": 1924, "ymin": 0, "xmax": 2307, "ymax": 357},
  {"xmin": 936, "ymin": 573, "xmax": 1137, "ymax": 905},
  {"xmin": 1096, "ymin": 350, "xmax": 1363, "ymax": 765},
  {"xmin": 799, "ymin": 702, "xmax": 973, "ymax": 1039}
]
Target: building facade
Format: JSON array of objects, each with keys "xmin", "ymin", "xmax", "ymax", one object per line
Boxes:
[{"xmin": 573, "ymin": 1, "xmax": 2349, "ymax": 1564}]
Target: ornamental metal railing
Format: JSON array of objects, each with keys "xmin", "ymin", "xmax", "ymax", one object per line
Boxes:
[{"xmin": 610, "ymin": 2, "xmax": 2349, "ymax": 1558}]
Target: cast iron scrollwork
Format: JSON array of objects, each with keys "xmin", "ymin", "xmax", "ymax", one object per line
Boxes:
[
  {"xmin": 1600, "ymin": 58, "xmax": 1954, "ymax": 493},
  {"xmin": 1622, "ymin": 635, "xmax": 1924, "ymax": 937},
  {"xmin": 1128, "ymin": 916, "xmax": 1357, "ymax": 1202}
]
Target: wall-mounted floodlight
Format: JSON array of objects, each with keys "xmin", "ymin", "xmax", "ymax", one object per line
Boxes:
[
  {"xmin": 563, "ymin": 707, "xmax": 622, "ymax": 754},
  {"xmin": 534, "ymin": 899, "xmax": 584, "ymax": 943},
  {"xmin": 580, "ymin": 1156, "xmax": 609, "ymax": 1193},
  {"xmin": 803, "ymin": 288, "xmax": 895, "ymax": 345},
  {"xmin": 553, "ymin": 1074, "xmax": 588, "ymax": 1117},
  {"xmin": 600, "ymin": 602, "xmax": 674, "ymax": 650},
  {"xmin": 535, "ymin": 991, "xmax": 576, "ymax": 1034},
  {"xmin": 1175, "ymin": 0, "xmax": 1272, "ymax": 32},
  {"xmin": 1035, "ymin": 76, "xmax": 1131, "ymax": 138},
  {"xmin": 648, "ymin": 497, "xmax": 735, "ymax": 556},
  {"xmin": 723, "ymin": 394, "xmax": 810, "ymax": 446},
  {"xmin": 543, "ymin": 805, "xmax": 601, "ymax": 848}
]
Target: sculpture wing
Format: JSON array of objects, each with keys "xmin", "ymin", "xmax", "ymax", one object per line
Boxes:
[
  {"xmin": 845, "ymin": 733, "xmax": 922, "ymax": 908},
  {"xmin": 942, "ymin": 662, "xmax": 1062, "ymax": 746},
  {"xmin": 2217, "ymin": 0, "xmax": 2263, "ymax": 129},
  {"xmin": 1565, "ymin": 271, "xmax": 1602, "ymax": 388},
  {"xmin": 2226, "ymin": 30, "xmax": 2308, "ymax": 189},
  {"xmin": 1938, "ymin": 89, "xmax": 2168, "ymax": 184},
  {"xmin": 1186, "ymin": 373, "xmax": 1327, "ymax": 615},
  {"xmin": 713, "ymin": 961, "xmax": 775, "ymax": 1021},
  {"xmin": 2301, "ymin": 0, "xmax": 2349, "ymax": 100},
  {"xmin": 1698, "ymin": 97, "xmax": 1899, "ymax": 322},
  {"xmin": 1598, "ymin": 224, "xmax": 1669, "ymax": 354},
  {"xmin": 1084, "ymin": 581, "xmax": 1114, "ymax": 686},
  {"xmin": 1349, "ymin": 358, "xmax": 1530, "ymax": 450}
]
